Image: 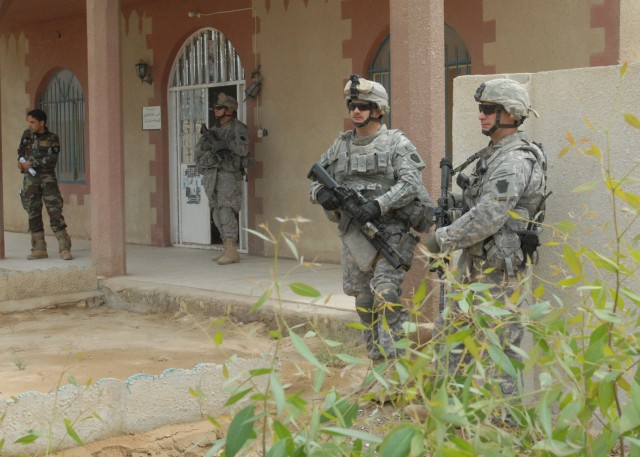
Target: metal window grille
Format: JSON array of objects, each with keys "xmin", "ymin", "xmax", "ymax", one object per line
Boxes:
[
  {"xmin": 171, "ymin": 29, "xmax": 243, "ymax": 88},
  {"xmin": 369, "ymin": 35, "xmax": 391, "ymax": 127},
  {"xmin": 38, "ymin": 69, "xmax": 86, "ymax": 183}
]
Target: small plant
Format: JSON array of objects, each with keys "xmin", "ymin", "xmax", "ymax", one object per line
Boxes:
[{"xmin": 11, "ymin": 353, "xmax": 28, "ymax": 371}]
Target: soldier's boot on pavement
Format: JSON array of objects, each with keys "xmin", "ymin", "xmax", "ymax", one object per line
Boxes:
[
  {"xmin": 27, "ymin": 231, "xmax": 48, "ymax": 260},
  {"xmin": 55, "ymin": 228, "xmax": 73, "ymax": 260},
  {"xmin": 217, "ymin": 239, "xmax": 240, "ymax": 265}
]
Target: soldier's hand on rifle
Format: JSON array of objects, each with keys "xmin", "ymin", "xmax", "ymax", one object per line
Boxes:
[
  {"xmin": 424, "ymin": 234, "xmax": 441, "ymax": 254},
  {"xmin": 357, "ymin": 200, "xmax": 381, "ymax": 223},
  {"xmin": 317, "ymin": 188, "xmax": 340, "ymax": 211}
]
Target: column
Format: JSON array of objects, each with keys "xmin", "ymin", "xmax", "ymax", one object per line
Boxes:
[
  {"xmin": 390, "ymin": 0, "xmax": 445, "ymax": 321},
  {"xmin": 86, "ymin": 0, "xmax": 126, "ymax": 276}
]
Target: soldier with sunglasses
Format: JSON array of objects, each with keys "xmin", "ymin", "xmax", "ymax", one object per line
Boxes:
[
  {"xmin": 309, "ymin": 75, "xmax": 433, "ymax": 361},
  {"xmin": 194, "ymin": 93, "xmax": 250, "ymax": 265},
  {"xmin": 424, "ymin": 78, "xmax": 548, "ymax": 421}
]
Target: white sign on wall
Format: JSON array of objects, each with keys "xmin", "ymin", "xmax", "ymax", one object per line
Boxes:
[{"xmin": 142, "ymin": 106, "xmax": 162, "ymax": 130}]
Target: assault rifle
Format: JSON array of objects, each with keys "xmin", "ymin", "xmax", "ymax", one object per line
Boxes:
[
  {"xmin": 307, "ymin": 163, "xmax": 411, "ymax": 271},
  {"xmin": 434, "ymin": 158, "xmax": 453, "ymax": 312}
]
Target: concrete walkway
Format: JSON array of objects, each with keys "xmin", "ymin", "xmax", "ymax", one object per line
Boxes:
[{"xmin": 0, "ymin": 231, "xmax": 353, "ymax": 313}]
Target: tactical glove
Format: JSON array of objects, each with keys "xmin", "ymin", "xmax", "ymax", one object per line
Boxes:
[
  {"xmin": 424, "ymin": 234, "xmax": 441, "ymax": 254},
  {"xmin": 357, "ymin": 200, "xmax": 381, "ymax": 223},
  {"xmin": 317, "ymin": 188, "xmax": 340, "ymax": 211}
]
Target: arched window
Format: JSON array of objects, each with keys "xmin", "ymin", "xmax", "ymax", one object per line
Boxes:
[
  {"xmin": 38, "ymin": 69, "xmax": 86, "ymax": 183},
  {"xmin": 369, "ymin": 35, "xmax": 391, "ymax": 126}
]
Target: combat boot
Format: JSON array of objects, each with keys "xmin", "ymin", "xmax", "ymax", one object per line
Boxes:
[
  {"xmin": 27, "ymin": 231, "xmax": 48, "ymax": 260},
  {"xmin": 363, "ymin": 326, "xmax": 382, "ymax": 360},
  {"xmin": 54, "ymin": 228, "xmax": 73, "ymax": 260},
  {"xmin": 217, "ymin": 239, "xmax": 240, "ymax": 265}
]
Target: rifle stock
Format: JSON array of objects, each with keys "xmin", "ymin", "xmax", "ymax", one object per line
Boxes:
[{"xmin": 307, "ymin": 163, "xmax": 410, "ymax": 271}]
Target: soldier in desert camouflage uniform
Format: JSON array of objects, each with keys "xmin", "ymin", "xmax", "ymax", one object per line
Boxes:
[
  {"xmin": 310, "ymin": 76, "xmax": 433, "ymax": 361},
  {"xmin": 17, "ymin": 108, "xmax": 73, "ymax": 260},
  {"xmin": 194, "ymin": 93, "xmax": 250, "ymax": 265},
  {"xmin": 425, "ymin": 78, "xmax": 547, "ymax": 398}
]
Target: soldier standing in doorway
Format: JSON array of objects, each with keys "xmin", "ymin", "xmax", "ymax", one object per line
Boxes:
[{"xmin": 194, "ymin": 93, "xmax": 250, "ymax": 265}]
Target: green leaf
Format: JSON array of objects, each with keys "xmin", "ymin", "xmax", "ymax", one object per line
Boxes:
[
  {"xmin": 624, "ymin": 113, "xmax": 640, "ymax": 129},
  {"xmin": 245, "ymin": 228, "xmax": 274, "ymax": 243},
  {"xmin": 467, "ymin": 282, "xmax": 493, "ymax": 292},
  {"xmin": 251, "ymin": 289, "xmax": 271, "ymax": 312},
  {"xmin": 288, "ymin": 282, "xmax": 321, "ymax": 298},
  {"xmin": 270, "ymin": 372, "xmax": 285, "ymax": 416},
  {"xmin": 224, "ymin": 388, "xmax": 253, "ymax": 407},
  {"xmin": 554, "ymin": 220, "xmax": 577, "ymax": 234},
  {"xmin": 599, "ymin": 381, "xmax": 615, "ymax": 415},
  {"xmin": 288, "ymin": 330, "xmax": 327, "ymax": 372},
  {"xmin": 620, "ymin": 382, "xmax": 640, "ymax": 433},
  {"xmin": 213, "ymin": 331, "xmax": 223, "ymax": 346},
  {"xmin": 378, "ymin": 424, "xmax": 420, "ymax": 457},
  {"xmin": 571, "ymin": 181, "xmax": 599, "ymax": 193},
  {"xmin": 320, "ymin": 426, "xmax": 383, "ymax": 444},
  {"xmin": 14, "ymin": 432, "xmax": 41, "ymax": 444},
  {"xmin": 563, "ymin": 243, "xmax": 583, "ymax": 276},
  {"xmin": 273, "ymin": 420, "xmax": 292, "ymax": 439},
  {"xmin": 533, "ymin": 439, "xmax": 581, "ymax": 456},
  {"xmin": 225, "ymin": 405, "xmax": 257, "ymax": 457},
  {"xmin": 487, "ymin": 344, "xmax": 517, "ymax": 379},
  {"xmin": 335, "ymin": 353, "xmax": 367, "ymax": 365},
  {"xmin": 64, "ymin": 418, "xmax": 84, "ymax": 445},
  {"xmin": 282, "ymin": 235, "xmax": 299, "ymax": 260},
  {"xmin": 266, "ymin": 439, "xmax": 288, "ymax": 457},
  {"xmin": 593, "ymin": 309, "xmax": 621, "ymax": 323}
]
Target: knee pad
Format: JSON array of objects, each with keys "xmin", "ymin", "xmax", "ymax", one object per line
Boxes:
[{"xmin": 218, "ymin": 207, "xmax": 236, "ymax": 226}]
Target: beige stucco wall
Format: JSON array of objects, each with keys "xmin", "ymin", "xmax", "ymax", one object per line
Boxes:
[
  {"xmin": 121, "ymin": 11, "xmax": 155, "ymax": 245},
  {"xmin": 253, "ymin": 0, "xmax": 349, "ymax": 262},
  {"xmin": 1, "ymin": 33, "xmax": 31, "ymax": 234},
  {"xmin": 483, "ymin": 0, "xmax": 603, "ymax": 72},
  {"xmin": 452, "ymin": 64, "xmax": 640, "ymax": 304},
  {"xmin": 620, "ymin": 0, "xmax": 640, "ymax": 64}
]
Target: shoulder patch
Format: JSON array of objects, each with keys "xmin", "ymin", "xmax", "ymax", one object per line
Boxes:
[
  {"xmin": 410, "ymin": 153, "xmax": 421, "ymax": 163},
  {"xmin": 495, "ymin": 179, "xmax": 509, "ymax": 194}
]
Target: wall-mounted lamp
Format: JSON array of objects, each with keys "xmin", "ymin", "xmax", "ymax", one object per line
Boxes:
[{"xmin": 135, "ymin": 59, "xmax": 153, "ymax": 84}]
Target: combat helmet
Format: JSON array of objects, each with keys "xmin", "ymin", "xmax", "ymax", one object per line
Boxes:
[
  {"xmin": 216, "ymin": 93, "xmax": 238, "ymax": 113},
  {"xmin": 474, "ymin": 78, "xmax": 538, "ymax": 135},
  {"xmin": 344, "ymin": 75, "xmax": 389, "ymax": 127}
]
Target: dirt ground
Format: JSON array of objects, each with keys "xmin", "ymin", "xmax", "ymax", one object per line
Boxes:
[{"xmin": 0, "ymin": 304, "xmax": 373, "ymax": 456}]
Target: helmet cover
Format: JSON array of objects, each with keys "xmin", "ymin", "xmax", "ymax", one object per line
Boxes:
[
  {"xmin": 344, "ymin": 75, "xmax": 390, "ymax": 115},
  {"xmin": 474, "ymin": 78, "xmax": 532, "ymax": 122}
]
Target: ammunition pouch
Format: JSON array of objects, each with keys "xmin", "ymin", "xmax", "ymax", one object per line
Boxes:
[
  {"xmin": 396, "ymin": 232, "xmax": 419, "ymax": 269},
  {"xmin": 396, "ymin": 186, "xmax": 435, "ymax": 233}
]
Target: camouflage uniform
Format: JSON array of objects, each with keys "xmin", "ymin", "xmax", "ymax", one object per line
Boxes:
[
  {"xmin": 311, "ymin": 125, "xmax": 428, "ymax": 359},
  {"xmin": 194, "ymin": 94, "xmax": 250, "ymax": 267},
  {"xmin": 18, "ymin": 128, "xmax": 72, "ymax": 259},
  {"xmin": 433, "ymin": 80, "xmax": 546, "ymax": 395}
]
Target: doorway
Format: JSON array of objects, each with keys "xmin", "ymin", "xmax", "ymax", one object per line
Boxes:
[{"xmin": 168, "ymin": 28, "xmax": 247, "ymax": 251}]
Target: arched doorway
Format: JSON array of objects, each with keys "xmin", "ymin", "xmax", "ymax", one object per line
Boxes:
[{"xmin": 168, "ymin": 28, "xmax": 247, "ymax": 251}]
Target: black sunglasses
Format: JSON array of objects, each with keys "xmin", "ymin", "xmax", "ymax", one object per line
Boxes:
[
  {"xmin": 347, "ymin": 101, "xmax": 374, "ymax": 112},
  {"xmin": 213, "ymin": 105, "xmax": 227, "ymax": 110},
  {"xmin": 478, "ymin": 104, "xmax": 499, "ymax": 115}
]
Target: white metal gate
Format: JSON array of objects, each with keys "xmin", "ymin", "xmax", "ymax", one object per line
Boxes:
[{"xmin": 168, "ymin": 28, "xmax": 247, "ymax": 250}]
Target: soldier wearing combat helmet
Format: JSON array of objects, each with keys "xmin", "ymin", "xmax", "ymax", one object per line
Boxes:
[
  {"xmin": 425, "ymin": 78, "xmax": 548, "ymax": 417},
  {"xmin": 309, "ymin": 75, "xmax": 434, "ymax": 361},
  {"xmin": 194, "ymin": 92, "xmax": 250, "ymax": 265}
]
